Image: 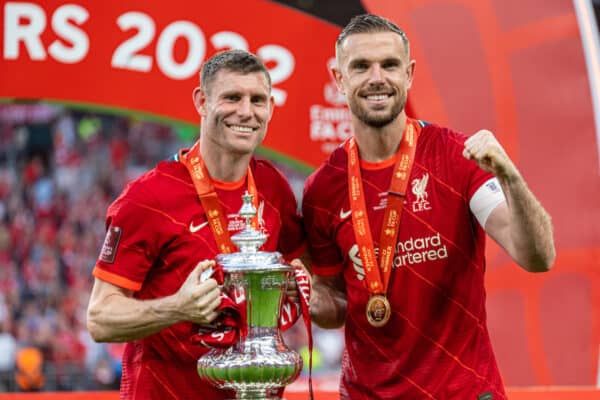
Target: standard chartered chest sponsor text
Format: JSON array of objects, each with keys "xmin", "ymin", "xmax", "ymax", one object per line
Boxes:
[
  {"xmin": 349, "ymin": 233, "xmax": 448, "ymax": 280},
  {"xmin": 394, "ymin": 233, "xmax": 448, "ymax": 267}
]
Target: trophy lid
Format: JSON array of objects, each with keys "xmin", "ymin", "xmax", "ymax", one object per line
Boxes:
[
  {"xmin": 216, "ymin": 191, "xmax": 290, "ymax": 272},
  {"xmin": 231, "ymin": 191, "xmax": 267, "ymax": 253}
]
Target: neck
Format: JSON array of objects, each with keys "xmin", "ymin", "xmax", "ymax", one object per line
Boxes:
[
  {"xmin": 199, "ymin": 140, "xmax": 251, "ymax": 182},
  {"xmin": 353, "ymin": 113, "xmax": 407, "ymax": 162}
]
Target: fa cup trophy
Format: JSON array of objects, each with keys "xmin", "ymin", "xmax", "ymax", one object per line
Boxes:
[{"xmin": 197, "ymin": 192, "xmax": 303, "ymax": 399}]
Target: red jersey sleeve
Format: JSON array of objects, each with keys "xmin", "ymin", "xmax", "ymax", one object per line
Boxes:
[{"xmin": 93, "ymin": 176, "xmax": 165, "ymax": 291}]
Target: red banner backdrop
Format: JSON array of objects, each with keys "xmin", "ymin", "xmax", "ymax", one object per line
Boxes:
[
  {"xmin": 0, "ymin": 0, "xmax": 346, "ymax": 169},
  {"xmin": 2, "ymin": 0, "xmax": 600, "ymax": 388}
]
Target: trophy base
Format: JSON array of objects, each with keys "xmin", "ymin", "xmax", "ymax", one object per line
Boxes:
[{"xmin": 229, "ymin": 388, "xmax": 281, "ymax": 400}]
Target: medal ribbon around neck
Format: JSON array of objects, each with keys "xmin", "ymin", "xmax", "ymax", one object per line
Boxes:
[
  {"xmin": 179, "ymin": 141, "xmax": 258, "ymax": 254},
  {"xmin": 345, "ymin": 118, "xmax": 421, "ymax": 296}
]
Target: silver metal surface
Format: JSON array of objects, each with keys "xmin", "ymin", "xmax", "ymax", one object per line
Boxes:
[{"xmin": 197, "ymin": 192, "xmax": 302, "ymax": 400}]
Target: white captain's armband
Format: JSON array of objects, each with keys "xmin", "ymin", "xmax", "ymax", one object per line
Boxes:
[{"xmin": 469, "ymin": 178, "xmax": 506, "ymax": 228}]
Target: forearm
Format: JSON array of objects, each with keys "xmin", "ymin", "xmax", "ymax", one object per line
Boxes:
[
  {"xmin": 497, "ymin": 170, "xmax": 555, "ymax": 272},
  {"xmin": 87, "ymin": 291, "xmax": 182, "ymax": 342},
  {"xmin": 310, "ymin": 281, "xmax": 347, "ymax": 329}
]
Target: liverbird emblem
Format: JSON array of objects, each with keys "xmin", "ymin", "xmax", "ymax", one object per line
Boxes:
[
  {"xmin": 411, "ymin": 174, "xmax": 431, "ymax": 212},
  {"xmin": 412, "ymin": 173, "xmax": 429, "ymax": 202}
]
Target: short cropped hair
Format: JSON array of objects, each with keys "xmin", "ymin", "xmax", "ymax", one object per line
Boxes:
[
  {"xmin": 336, "ymin": 14, "xmax": 410, "ymax": 59},
  {"xmin": 200, "ymin": 49, "xmax": 271, "ymax": 93}
]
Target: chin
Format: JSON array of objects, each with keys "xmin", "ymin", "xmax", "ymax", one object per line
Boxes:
[
  {"xmin": 229, "ymin": 144, "xmax": 257, "ymax": 156},
  {"xmin": 358, "ymin": 111, "xmax": 396, "ymax": 128},
  {"xmin": 364, "ymin": 118, "xmax": 395, "ymax": 128}
]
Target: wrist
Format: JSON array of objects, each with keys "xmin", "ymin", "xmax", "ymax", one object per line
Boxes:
[
  {"xmin": 496, "ymin": 161, "xmax": 521, "ymax": 185},
  {"xmin": 152, "ymin": 294, "xmax": 182, "ymax": 325}
]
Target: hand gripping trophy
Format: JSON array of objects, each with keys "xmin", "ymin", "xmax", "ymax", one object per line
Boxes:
[{"xmin": 197, "ymin": 192, "xmax": 303, "ymax": 400}]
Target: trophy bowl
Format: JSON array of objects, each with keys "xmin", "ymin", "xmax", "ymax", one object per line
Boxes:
[{"xmin": 197, "ymin": 193, "xmax": 303, "ymax": 400}]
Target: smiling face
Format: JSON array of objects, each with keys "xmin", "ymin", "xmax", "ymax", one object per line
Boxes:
[
  {"xmin": 334, "ymin": 31, "xmax": 415, "ymax": 128},
  {"xmin": 194, "ymin": 69, "xmax": 274, "ymax": 157}
]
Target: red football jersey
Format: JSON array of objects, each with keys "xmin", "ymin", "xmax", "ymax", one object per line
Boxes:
[
  {"xmin": 93, "ymin": 156, "xmax": 305, "ymax": 400},
  {"xmin": 303, "ymin": 122, "xmax": 507, "ymax": 399}
]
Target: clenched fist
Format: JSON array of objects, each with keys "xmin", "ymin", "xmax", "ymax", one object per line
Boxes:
[
  {"xmin": 463, "ymin": 130, "xmax": 518, "ymax": 180},
  {"xmin": 174, "ymin": 260, "xmax": 222, "ymax": 325}
]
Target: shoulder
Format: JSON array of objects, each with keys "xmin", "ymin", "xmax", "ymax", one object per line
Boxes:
[
  {"xmin": 414, "ymin": 120, "xmax": 472, "ymax": 167},
  {"xmin": 250, "ymin": 157, "xmax": 298, "ymax": 202},
  {"xmin": 108, "ymin": 157, "xmax": 190, "ymax": 214},
  {"xmin": 128, "ymin": 158, "xmax": 189, "ymax": 197},
  {"xmin": 251, "ymin": 158, "xmax": 289, "ymax": 184},
  {"xmin": 415, "ymin": 120, "xmax": 493, "ymax": 194},
  {"xmin": 303, "ymin": 145, "xmax": 347, "ymax": 202},
  {"xmin": 418, "ymin": 120, "xmax": 468, "ymax": 149},
  {"xmin": 251, "ymin": 158, "xmax": 295, "ymax": 196}
]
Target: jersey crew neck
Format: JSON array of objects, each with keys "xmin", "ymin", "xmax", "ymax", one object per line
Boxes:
[
  {"xmin": 359, "ymin": 153, "xmax": 398, "ymax": 170},
  {"xmin": 212, "ymin": 174, "xmax": 247, "ymax": 190}
]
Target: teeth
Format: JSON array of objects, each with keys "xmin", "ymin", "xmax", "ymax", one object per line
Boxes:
[
  {"xmin": 367, "ymin": 95, "xmax": 388, "ymax": 101},
  {"xmin": 229, "ymin": 125, "xmax": 254, "ymax": 133}
]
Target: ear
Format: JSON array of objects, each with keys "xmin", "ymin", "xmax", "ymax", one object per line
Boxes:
[
  {"xmin": 267, "ymin": 95, "xmax": 275, "ymax": 122},
  {"xmin": 192, "ymin": 87, "xmax": 207, "ymax": 117},
  {"xmin": 405, "ymin": 59, "xmax": 416, "ymax": 90},
  {"xmin": 331, "ymin": 66, "xmax": 346, "ymax": 95}
]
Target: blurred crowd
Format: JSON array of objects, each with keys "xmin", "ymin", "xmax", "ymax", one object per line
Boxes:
[{"xmin": 0, "ymin": 103, "xmax": 342, "ymax": 392}]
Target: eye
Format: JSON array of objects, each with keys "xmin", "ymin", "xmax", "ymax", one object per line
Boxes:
[
  {"xmin": 382, "ymin": 60, "xmax": 399, "ymax": 69},
  {"xmin": 225, "ymin": 94, "xmax": 240, "ymax": 102},
  {"xmin": 251, "ymin": 96, "xmax": 267, "ymax": 105},
  {"xmin": 352, "ymin": 62, "xmax": 368, "ymax": 71}
]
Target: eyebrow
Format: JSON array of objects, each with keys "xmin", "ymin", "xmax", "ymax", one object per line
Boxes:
[
  {"xmin": 219, "ymin": 90, "xmax": 268, "ymax": 100},
  {"xmin": 348, "ymin": 56, "xmax": 402, "ymax": 67},
  {"xmin": 349, "ymin": 58, "xmax": 370, "ymax": 67},
  {"xmin": 381, "ymin": 57, "xmax": 401, "ymax": 64}
]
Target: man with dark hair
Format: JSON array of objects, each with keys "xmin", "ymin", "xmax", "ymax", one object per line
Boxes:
[
  {"xmin": 303, "ymin": 14, "xmax": 555, "ymax": 399},
  {"xmin": 200, "ymin": 50, "xmax": 272, "ymax": 92},
  {"xmin": 335, "ymin": 13, "xmax": 410, "ymax": 57},
  {"xmin": 87, "ymin": 49, "xmax": 305, "ymax": 399}
]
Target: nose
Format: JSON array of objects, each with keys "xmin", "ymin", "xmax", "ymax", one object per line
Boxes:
[
  {"xmin": 237, "ymin": 97, "xmax": 252, "ymax": 119},
  {"xmin": 367, "ymin": 64, "xmax": 384, "ymax": 84}
]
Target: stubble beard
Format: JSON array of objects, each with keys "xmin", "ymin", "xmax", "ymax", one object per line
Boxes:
[{"xmin": 349, "ymin": 90, "xmax": 406, "ymax": 128}]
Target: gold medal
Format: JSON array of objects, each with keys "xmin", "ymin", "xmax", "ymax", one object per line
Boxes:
[{"xmin": 366, "ymin": 295, "xmax": 391, "ymax": 327}]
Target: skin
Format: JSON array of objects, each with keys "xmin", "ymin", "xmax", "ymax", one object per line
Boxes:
[
  {"xmin": 193, "ymin": 70, "xmax": 274, "ymax": 182},
  {"xmin": 463, "ymin": 130, "xmax": 555, "ymax": 272},
  {"xmin": 87, "ymin": 261, "xmax": 221, "ymax": 342},
  {"xmin": 87, "ymin": 69, "xmax": 282, "ymax": 342},
  {"xmin": 332, "ymin": 32, "xmax": 415, "ymax": 163},
  {"xmin": 310, "ymin": 31, "xmax": 556, "ymax": 329}
]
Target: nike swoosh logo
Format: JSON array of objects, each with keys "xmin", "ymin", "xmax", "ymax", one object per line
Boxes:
[
  {"xmin": 339, "ymin": 209, "xmax": 352, "ymax": 219},
  {"xmin": 189, "ymin": 221, "xmax": 209, "ymax": 233}
]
